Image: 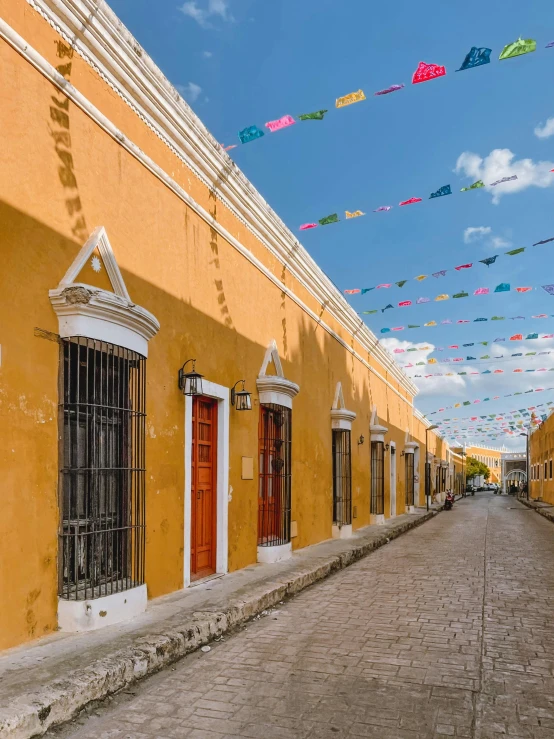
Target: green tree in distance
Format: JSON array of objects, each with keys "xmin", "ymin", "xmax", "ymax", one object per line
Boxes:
[{"xmin": 466, "ymin": 456, "xmax": 490, "ymax": 482}]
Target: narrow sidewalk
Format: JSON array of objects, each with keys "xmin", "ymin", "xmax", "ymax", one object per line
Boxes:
[{"xmin": 0, "ymin": 506, "xmax": 440, "ymax": 739}]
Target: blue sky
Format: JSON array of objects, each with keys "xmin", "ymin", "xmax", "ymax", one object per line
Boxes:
[{"xmin": 109, "ymin": 0, "xmax": 554, "ymax": 447}]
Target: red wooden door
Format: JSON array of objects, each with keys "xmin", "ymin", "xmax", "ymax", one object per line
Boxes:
[{"xmin": 191, "ymin": 397, "xmax": 217, "ymax": 580}]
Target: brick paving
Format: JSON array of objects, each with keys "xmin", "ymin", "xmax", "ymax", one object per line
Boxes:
[{"xmin": 49, "ymin": 494, "xmax": 554, "ymax": 739}]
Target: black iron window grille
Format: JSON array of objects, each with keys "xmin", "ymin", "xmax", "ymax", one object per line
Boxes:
[
  {"xmin": 58, "ymin": 337, "xmax": 146, "ymax": 600},
  {"xmin": 258, "ymin": 404, "xmax": 292, "ymax": 547},
  {"xmin": 332, "ymin": 429, "xmax": 352, "ymax": 526},
  {"xmin": 370, "ymin": 440, "xmax": 384, "ymax": 516},
  {"xmin": 405, "ymin": 453, "xmax": 415, "ymax": 507}
]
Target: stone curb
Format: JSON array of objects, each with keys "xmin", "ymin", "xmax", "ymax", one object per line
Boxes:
[
  {"xmin": 518, "ymin": 496, "xmax": 554, "ymax": 523},
  {"xmin": 0, "ymin": 509, "xmax": 439, "ymax": 739}
]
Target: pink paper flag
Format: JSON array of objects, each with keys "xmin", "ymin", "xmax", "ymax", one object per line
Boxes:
[
  {"xmin": 399, "ymin": 300, "xmax": 412, "ymax": 307},
  {"xmin": 533, "ymin": 314, "xmax": 548, "ymax": 318},
  {"xmin": 393, "ymin": 349, "xmax": 405, "ymax": 354},
  {"xmin": 457, "ymin": 320, "xmax": 470, "ymax": 324},
  {"xmin": 412, "ymin": 62, "xmax": 446, "ymax": 84},
  {"xmin": 222, "ymin": 143, "xmax": 237, "ymax": 151},
  {"xmin": 516, "ymin": 287, "xmax": 532, "ymax": 293},
  {"xmin": 453, "ymin": 358, "xmax": 464, "ymax": 362},
  {"xmin": 265, "ymin": 115, "xmax": 296, "ymax": 133},
  {"xmin": 344, "ymin": 289, "xmax": 361, "ymax": 294},
  {"xmin": 374, "ymin": 206, "xmax": 392, "ymax": 212},
  {"xmin": 392, "ymin": 326, "xmax": 404, "ymax": 331},
  {"xmin": 399, "ymin": 197, "xmax": 422, "ymax": 206},
  {"xmin": 299, "ymin": 223, "xmax": 318, "ymax": 230},
  {"xmin": 455, "ymin": 263, "xmax": 473, "ymax": 271},
  {"xmin": 377, "ymin": 283, "xmax": 392, "ymax": 289},
  {"xmin": 474, "ymin": 287, "xmax": 490, "ymax": 296},
  {"xmin": 449, "ymin": 345, "xmax": 459, "ymax": 349},
  {"xmin": 494, "ymin": 370, "xmax": 504, "ymax": 374}
]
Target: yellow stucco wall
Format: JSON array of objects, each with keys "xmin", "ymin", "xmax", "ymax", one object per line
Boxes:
[
  {"xmin": 530, "ymin": 415, "xmax": 554, "ymax": 503},
  {"xmin": 0, "ymin": 1, "xmax": 445, "ymax": 651},
  {"xmin": 464, "ymin": 446, "xmax": 503, "ymax": 483}
]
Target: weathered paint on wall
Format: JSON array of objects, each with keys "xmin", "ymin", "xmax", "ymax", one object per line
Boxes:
[{"xmin": 0, "ymin": 0, "xmax": 447, "ymax": 651}]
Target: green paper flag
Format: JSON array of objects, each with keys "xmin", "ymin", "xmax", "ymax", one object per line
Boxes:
[
  {"xmin": 408, "ymin": 324, "xmax": 420, "ymax": 329},
  {"xmin": 460, "ymin": 180, "xmax": 485, "ymax": 192},
  {"xmin": 299, "ymin": 109, "xmax": 328, "ymax": 121},
  {"xmin": 453, "ymin": 291, "xmax": 469, "ymax": 299},
  {"xmin": 506, "ymin": 247, "xmax": 525, "ymax": 256},
  {"xmin": 499, "ymin": 37, "xmax": 537, "ymax": 60},
  {"xmin": 319, "ymin": 213, "xmax": 339, "ymax": 226},
  {"xmin": 362, "ymin": 310, "xmax": 378, "ymax": 314},
  {"xmin": 396, "ymin": 280, "xmax": 408, "ymax": 288},
  {"xmin": 481, "ymin": 355, "xmax": 490, "ymax": 359},
  {"xmin": 491, "ymin": 316, "xmax": 504, "ymax": 321},
  {"xmin": 463, "ymin": 401, "xmax": 471, "ymax": 406}
]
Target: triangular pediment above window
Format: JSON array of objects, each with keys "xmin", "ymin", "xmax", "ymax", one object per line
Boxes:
[
  {"xmin": 57, "ymin": 227, "xmax": 131, "ymax": 300},
  {"xmin": 49, "ymin": 227, "xmax": 159, "ymax": 357},
  {"xmin": 257, "ymin": 340, "xmax": 299, "ymax": 409},
  {"xmin": 331, "ymin": 382, "xmax": 356, "ymax": 429}
]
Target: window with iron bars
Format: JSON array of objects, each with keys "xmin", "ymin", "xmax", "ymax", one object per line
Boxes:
[
  {"xmin": 58, "ymin": 337, "xmax": 146, "ymax": 600},
  {"xmin": 370, "ymin": 441, "xmax": 384, "ymax": 516},
  {"xmin": 405, "ymin": 453, "xmax": 415, "ymax": 507},
  {"xmin": 258, "ymin": 404, "xmax": 292, "ymax": 547},
  {"xmin": 332, "ymin": 429, "xmax": 352, "ymax": 526}
]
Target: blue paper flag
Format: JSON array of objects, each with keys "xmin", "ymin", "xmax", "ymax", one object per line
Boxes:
[
  {"xmin": 457, "ymin": 47, "xmax": 492, "ymax": 71},
  {"xmin": 238, "ymin": 125, "xmax": 265, "ymax": 144},
  {"xmin": 480, "ymin": 256, "xmax": 498, "ymax": 267},
  {"xmin": 495, "ymin": 283, "xmax": 510, "ymax": 293},
  {"xmin": 429, "ymin": 185, "xmax": 452, "ymax": 199}
]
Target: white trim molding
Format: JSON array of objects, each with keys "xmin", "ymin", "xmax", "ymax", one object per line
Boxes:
[
  {"xmin": 183, "ymin": 380, "xmax": 230, "ymax": 588},
  {"xmin": 257, "ymin": 340, "xmax": 299, "ymax": 410},
  {"xmin": 58, "ymin": 583, "xmax": 147, "ymax": 632},
  {"xmin": 370, "ymin": 406, "xmax": 388, "ymax": 443},
  {"xmin": 9, "ymin": 2, "xmax": 418, "ymax": 401},
  {"xmin": 331, "ymin": 381, "xmax": 356, "ymax": 431},
  {"xmin": 257, "ymin": 541, "xmax": 292, "ymax": 564},
  {"xmin": 49, "ymin": 227, "xmax": 159, "ymax": 355}
]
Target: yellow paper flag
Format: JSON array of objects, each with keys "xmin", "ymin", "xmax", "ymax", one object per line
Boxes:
[
  {"xmin": 336, "ymin": 89, "xmax": 366, "ymax": 108},
  {"xmin": 435, "ymin": 294, "xmax": 449, "ymax": 301},
  {"xmin": 424, "ymin": 321, "xmax": 437, "ymax": 327},
  {"xmin": 345, "ymin": 210, "xmax": 365, "ymax": 218},
  {"xmin": 415, "ymin": 275, "xmax": 427, "ymax": 281},
  {"xmin": 428, "ymin": 358, "xmax": 438, "ymax": 364}
]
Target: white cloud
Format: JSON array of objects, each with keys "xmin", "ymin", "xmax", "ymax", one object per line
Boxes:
[
  {"xmin": 178, "ymin": 0, "xmax": 232, "ymax": 28},
  {"xmin": 534, "ymin": 118, "xmax": 554, "ymax": 139},
  {"xmin": 490, "ymin": 236, "xmax": 511, "ymax": 249},
  {"xmin": 176, "ymin": 81, "xmax": 202, "ymax": 102},
  {"xmin": 202, "ymin": 50, "xmax": 213, "ymax": 58},
  {"xmin": 463, "ymin": 226, "xmax": 491, "ymax": 244},
  {"xmin": 455, "ymin": 148, "xmax": 554, "ymax": 204}
]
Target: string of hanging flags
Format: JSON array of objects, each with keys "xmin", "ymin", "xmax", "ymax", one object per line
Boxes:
[
  {"xmin": 434, "ymin": 403, "xmax": 554, "ymax": 426},
  {"xmin": 423, "ymin": 386, "xmax": 554, "ymax": 417},
  {"xmin": 343, "ymin": 239, "xmax": 554, "ymax": 296},
  {"xmin": 380, "ymin": 314, "xmax": 553, "ymax": 335},
  {"xmin": 360, "ymin": 284, "xmax": 546, "ymax": 317},
  {"xmin": 412, "ymin": 366, "xmax": 554, "ymax": 379},
  {"xmin": 385, "ymin": 334, "xmax": 554, "ymax": 354},
  {"xmin": 402, "ymin": 351, "xmax": 553, "ymax": 369},
  {"xmin": 221, "ymin": 37, "xmax": 552, "ymax": 151}
]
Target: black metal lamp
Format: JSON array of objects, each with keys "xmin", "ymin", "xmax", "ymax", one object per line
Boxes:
[
  {"xmin": 358, "ymin": 435, "xmax": 365, "ymax": 445},
  {"xmin": 231, "ymin": 380, "xmax": 252, "ymax": 411},
  {"xmin": 178, "ymin": 359, "xmax": 204, "ymax": 396}
]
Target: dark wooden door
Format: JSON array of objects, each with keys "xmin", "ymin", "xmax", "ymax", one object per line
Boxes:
[{"xmin": 191, "ymin": 397, "xmax": 217, "ymax": 580}]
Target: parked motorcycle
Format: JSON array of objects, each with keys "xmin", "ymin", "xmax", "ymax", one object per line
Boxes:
[{"xmin": 444, "ymin": 491, "xmax": 454, "ymax": 511}]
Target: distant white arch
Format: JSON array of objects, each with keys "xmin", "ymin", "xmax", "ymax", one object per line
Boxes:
[{"xmin": 503, "ymin": 469, "xmax": 527, "ymax": 493}]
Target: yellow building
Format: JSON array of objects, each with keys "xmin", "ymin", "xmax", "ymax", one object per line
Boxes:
[
  {"xmin": 530, "ymin": 413, "xmax": 554, "ymax": 503},
  {"xmin": 0, "ymin": 0, "xmax": 452, "ymax": 651},
  {"xmin": 452, "ymin": 445, "xmax": 504, "ymax": 484}
]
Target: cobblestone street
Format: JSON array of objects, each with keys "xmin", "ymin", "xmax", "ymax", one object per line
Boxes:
[{"xmin": 51, "ymin": 494, "xmax": 554, "ymax": 739}]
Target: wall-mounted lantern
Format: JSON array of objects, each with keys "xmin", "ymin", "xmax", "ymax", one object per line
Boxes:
[
  {"xmin": 231, "ymin": 380, "xmax": 252, "ymax": 411},
  {"xmin": 384, "ymin": 443, "xmax": 390, "ymax": 452},
  {"xmin": 178, "ymin": 359, "xmax": 204, "ymax": 396},
  {"xmin": 358, "ymin": 435, "xmax": 365, "ymax": 446}
]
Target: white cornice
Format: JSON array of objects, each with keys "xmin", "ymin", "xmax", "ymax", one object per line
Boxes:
[{"xmin": 19, "ymin": 0, "xmax": 418, "ymax": 399}]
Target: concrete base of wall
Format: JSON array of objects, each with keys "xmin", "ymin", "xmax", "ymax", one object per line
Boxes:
[
  {"xmin": 58, "ymin": 585, "xmax": 147, "ymax": 633},
  {"xmin": 375, "ymin": 514, "xmax": 386, "ymax": 526},
  {"xmin": 257, "ymin": 542, "xmax": 292, "ymax": 564},
  {"xmin": 406, "ymin": 505, "xmax": 416, "ymax": 514},
  {"xmin": 332, "ymin": 524, "xmax": 353, "ymax": 540}
]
